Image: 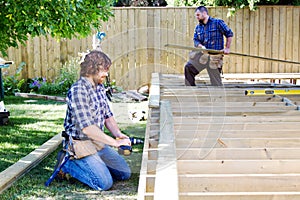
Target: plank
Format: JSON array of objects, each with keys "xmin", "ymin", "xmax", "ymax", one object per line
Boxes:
[
  {"xmin": 176, "ymin": 148, "xmax": 300, "ymax": 160},
  {"xmin": 179, "ymin": 192, "xmax": 300, "ymax": 200},
  {"xmin": 149, "ymin": 73, "xmax": 160, "ymax": 108},
  {"xmin": 128, "ymin": 8, "xmax": 136, "ymax": 90},
  {"xmin": 178, "ymin": 174, "xmax": 300, "ymax": 192},
  {"xmin": 177, "ymin": 160, "xmax": 300, "ymax": 174},
  {"xmin": 285, "ymin": 7, "xmax": 293, "ymax": 73},
  {"xmin": 173, "ymin": 123, "xmax": 300, "ymax": 131},
  {"xmin": 161, "ymin": 95, "xmax": 287, "ymax": 103},
  {"xmin": 137, "ymin": 108, "xmax": 156, "ymax": 200},
  {"xmin": 0, "ymin": 133, "xmax": 62, "ymax": 193},
  {"xmin": 173, "ymin": 130, "xmax": 300, "ymax": 139},
  {"xmin": 292, "ymin": 8, "xmax": 299, "ymax": 73},
  {"xmin": 154, "ymin": 100, "xmax": 178, "ymax": 200},
  {"xmin": 272, "ymin": 7, "xmax": 280, "ymax": 73},
  {"xmin": 175, "ymin": 138, "xmax": 300, "ymax": 148}
]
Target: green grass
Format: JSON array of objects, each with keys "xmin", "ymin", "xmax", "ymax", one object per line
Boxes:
[{"xmin": 0, "ymin": 96, "xmax": 146, "ymax": 199}]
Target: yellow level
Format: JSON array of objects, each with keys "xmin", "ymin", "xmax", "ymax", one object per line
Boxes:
[{"xmin": 245, "ymin": 89, "xmax": 300, "ymax": 96}]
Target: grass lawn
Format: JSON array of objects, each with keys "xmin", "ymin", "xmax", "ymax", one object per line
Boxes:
[{"xmin": 0, "ymin": 96, "xmax": 146, "ymax": 199}]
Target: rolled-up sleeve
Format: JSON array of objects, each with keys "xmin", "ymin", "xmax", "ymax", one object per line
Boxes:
[{"xmin": 218, "ymin": 19, "xmax": 233, "ymax": 38}]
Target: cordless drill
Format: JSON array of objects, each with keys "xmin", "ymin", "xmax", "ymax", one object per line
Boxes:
[{"xmin": 118, "ymin": 137, "xmax": 144, "ymax": 156}]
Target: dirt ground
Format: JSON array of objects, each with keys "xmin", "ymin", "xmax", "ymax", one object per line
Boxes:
[{"xmin": 110, "ymin": 101, "xmax": 149, "ymax": 125}]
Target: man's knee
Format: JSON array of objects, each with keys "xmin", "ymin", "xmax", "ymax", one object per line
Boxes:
[
  {"xmin": 184, "ymin": 62, "xmax": 193, "ymax": 74},
  {"xmin": 93, "ymin": 174, "xmax": 114, "ymax": 191}
]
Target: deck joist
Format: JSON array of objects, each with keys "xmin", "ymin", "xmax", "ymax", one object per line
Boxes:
[{"xmin": 138, "ymin": 73, "xmax": 300, "ymax": 200}]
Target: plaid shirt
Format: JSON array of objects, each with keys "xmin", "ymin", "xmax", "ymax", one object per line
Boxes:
[
  {"xmin": 194, "ymin": 17, "xmax": 233, "ymax": 50},
  {"xmin": 64, "ymin": 77, "xmax": 113, "ymax": 139}
]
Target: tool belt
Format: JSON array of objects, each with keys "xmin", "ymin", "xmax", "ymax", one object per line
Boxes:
[
  {"xmin": 62, "ymin": 131, "xmax": 104, "ymax": 159},
  {"xmin": 209, "ymin": 54, "xmax": 223, "ymax": 70},
  {"xmin": 189, "ymin": 51, "xmax": 223, "ymax": 70}
]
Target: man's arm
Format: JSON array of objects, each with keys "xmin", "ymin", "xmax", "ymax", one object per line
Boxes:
[
  {"xmin": 105, "ymin": 116, "xmax": 129, "ymax": 139},
  {"xmin": 82, "ymin": 124, "xmax": 130, "ymax": 147},
  {"xmin": 224, "ymin": 36, "xmax": 232, "ymax": 54}
]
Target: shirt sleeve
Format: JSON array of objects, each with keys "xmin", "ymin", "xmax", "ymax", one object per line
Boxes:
[
  {"xmin": 104, "ymin": 100, "xmax": 113, "ymax": 119},
  {"xmin": 218, "ymin": 19, "xmax": 233, "ymax": 38},
  {"xmin": 193, "ymin": 25, "xmax": 201, "ymax": 47},
  {"xmin": 69, "ymin": 85, "xmax": 94, "ymax": 129}
]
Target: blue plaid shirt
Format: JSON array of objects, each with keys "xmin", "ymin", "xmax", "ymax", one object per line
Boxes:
[
  {"xmin": 64, "ymin": 77, "xmax": 113, "ymax": 139},
  {"xmin": 194, "ymin": 17, "xmax": 233, "ymax": 50}
]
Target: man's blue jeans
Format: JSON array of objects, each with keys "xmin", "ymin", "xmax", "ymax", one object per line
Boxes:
[{"xmin": 62, "ymin": 145, "xmax": 131, "ymax": 190}]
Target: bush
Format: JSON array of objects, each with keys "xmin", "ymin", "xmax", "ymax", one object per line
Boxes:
[
  {"xmin": 3, "ymin": 62, "xmax": 29, "ymax": 95},
  {"xmin": 38, "ymin": 58, "xmax": 79, "ymax": 96},
  {"xmin": 3, "ymin": 58, "xmax": 79, "ymax": 96}
]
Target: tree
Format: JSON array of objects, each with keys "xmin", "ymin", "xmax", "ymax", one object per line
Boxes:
[
  {"xmin": 114, "ymin": 0, "xmax": 168, "ymax": 6},
  {"xmin": 0, "ymin": 0, "xmax": 114, "ymax": 56},
  {"xmin": 170, "ymin": 0, "xmax": 299, "ymax": 15}
]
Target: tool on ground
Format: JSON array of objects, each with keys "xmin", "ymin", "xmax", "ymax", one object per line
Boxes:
[
  {"xmin": 118, "ymin": 137, "xmax": 144, "ymax": 156},
  {"xmin": 245, "ymin": 89, "xmax": 300, "ymax": 96},
  {"xmin": 165, "ymin": 44, "xmax": 300, "ymax": 65}
]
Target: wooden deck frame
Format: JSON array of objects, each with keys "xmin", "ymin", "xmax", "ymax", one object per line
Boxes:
[{"xmin": 138, "ymin": 73, "xmax": 300, "ymax": 199}]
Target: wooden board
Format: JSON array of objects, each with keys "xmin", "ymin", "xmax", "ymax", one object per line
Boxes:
[
  {"xmin": 0, "ymin": 134, "xmax": 62, "ymax": 193},
  {"xmin": 138, "ymin": 73, "xmax": 300, "ymax": 200}
]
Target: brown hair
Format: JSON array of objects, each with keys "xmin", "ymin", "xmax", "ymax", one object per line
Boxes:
[{"xmin": 80, "ymin": 50, "xmax": 111, "ymax": 77}]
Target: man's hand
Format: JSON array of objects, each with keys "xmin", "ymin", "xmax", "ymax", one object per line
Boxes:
[
  {"xmin": 223, "ymin": 47, "xmax": 230, "ymax": 55},
  {"xmin": 115, "ymin": 131, "xmax": 129, "ymax": 139},
  {"xmin": 116, "ymin": 138, "xmax": 131, "ymax": 147},
  {"xmin": 197, "ymin": 44, "xmax": 206, "ymax": 49}
]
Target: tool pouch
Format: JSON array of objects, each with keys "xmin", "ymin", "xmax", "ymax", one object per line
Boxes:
[
  {"xmin": 70, "ymin": 139, "xmax": 97, "ymax": 159},
  {"xmin": 91, "ymin": 140, "xmax": 105, "ymax": 151},
  {"xmin": 189, "ymin": 51, "xmax": 198, "ymax": 59},
  {"xmin": 199, "ymin": 54, "xmax": 209, "ymax": 64},
  {"xmin": 209, "ymin": 55, "xmax": 223, "ymax": 69}
]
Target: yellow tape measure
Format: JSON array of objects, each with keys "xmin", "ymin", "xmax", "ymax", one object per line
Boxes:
[{"xmin": 245, "ymin": 89, "xmax": 300, "ymax": 96}]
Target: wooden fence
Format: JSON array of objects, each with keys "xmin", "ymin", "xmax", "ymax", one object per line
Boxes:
[{"xmin": 2, "ymin": 6, "xmax": 300, "ymax": 90}]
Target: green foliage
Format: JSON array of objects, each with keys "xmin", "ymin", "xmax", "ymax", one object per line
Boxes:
[
  {"xmin": 1, "ymin": 96, "xmax": 145, "ymax": 199},
  {"xmin": 3, "ymin": 58, "xmax": 79, "ymax": 96},
  {"xmin": 3, "ymin": 62, "xmax": 29, "ymax": 95},
  {"xmin": 0, "ymin": 0, "xmax": 114, "ymax": 56},
  {"xmin": 171, "ymin": 0, "xmax": 299, "ymax": 15},
  {"xmin": 38, "ymin": 58, "xmax": 79, "ymax": 96}
]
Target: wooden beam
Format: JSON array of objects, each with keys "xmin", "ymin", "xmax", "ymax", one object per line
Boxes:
[
  {"xmin": 176, "ymin": 148, "xmax": 300, "ymax": 160},
  {"xmin": 179, "ymin": 192, "xmax": 300, "ymax": 200},
  {"xmin": 138, "ymin": 108, "xmax": 159, "ymax": 200},
  {"xmin": 149, "ymin": 73, "xmax": 160, "ymax": 108},
  {"xmin": 154, "ymin": 100, "xmax": 178, "ymax": 200},
  {"xmin": 177, "ymin": 160, "xmax": 300, "ymax": 174},
  {"xmin": 173, "ymin": 115, "xmax": 300, "ymax": 123},
  {"xmin": 0, "ymin": 133, "xmax": 62, "ymax": 193},
  {"xmin": 175, "ymin": 138, "xmax": 300, "ymax": 148},
  {"xmin": 178, "ymin": 174, "xmax": 300, "ymax": 192},
  {"xmin": 173, "ymin": 122, "xmax": 300, "ymax": 131},
  {"xmin": 174, "ymin": 130, "xmax": 300, "ymax": 139}
]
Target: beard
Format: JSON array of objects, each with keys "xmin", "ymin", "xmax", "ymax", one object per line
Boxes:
[
  {"xmin": 199, "ymin": 19, "xmax": 204, "ymax": 24},
  {"xmin": 93, "ymin": 76, "xmax": 101, "ymax": 85}
]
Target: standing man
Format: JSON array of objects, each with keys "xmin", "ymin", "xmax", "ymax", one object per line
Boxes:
[
  {"xmin": 184, "ymin": 6, "xmax": 233, "ymax": 86},
  {"xmin": 57, "ymin": 50, "xmax": 131, "ymax": 190}
]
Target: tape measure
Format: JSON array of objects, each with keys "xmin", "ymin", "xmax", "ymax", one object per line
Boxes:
[{"xmin": 245, "ymin": 89, "xmax": 300, "ymax": 96}]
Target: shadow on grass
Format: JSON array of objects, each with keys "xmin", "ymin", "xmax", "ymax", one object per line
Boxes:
[
  {"xmin": 3, "ymin": 96, "xmax": 65, "ymax": 105},
  {"xmin": 1, "ymin": 96, "xmax": 146, "ymax": 199},
  {"xmin": 0, "ymin": 123, "xmax": 146, "ymax": 199}
]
